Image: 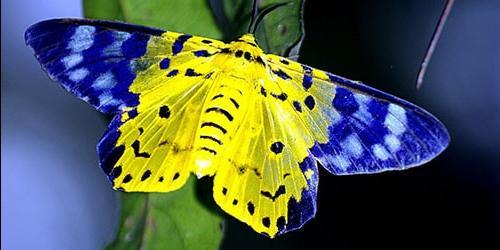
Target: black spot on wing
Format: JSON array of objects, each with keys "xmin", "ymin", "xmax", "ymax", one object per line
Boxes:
[
  {"xmin": 132, "ymin": 140, "xmax": 150, "ymax": 158},
  {"xmin": 271, "ymin": 92, "xmax": 288, "ymax": 101},
  {"xmin": 270, "ymin": 141, "xmax": 285, "ymax": 154},
  {"xmin": 172, "ymin": 34, "xmax": 192, "ymax": 55},
  {"xmin": 302, "ymin": 65, "xmax": 313, "ymax": 90},
  {"xmin": 127, "ymin": 109, "xmax": 138, "ymax": 119},
  {"xmin": 193, "ymin": 50, "xmax": 211, "ymax": 57},
  {"xmin": 167, "ymin": 69, "xmax": 178, "ymax": 77},
  {"xmin": 222, "ymin": 187, "xmax": 227, "ymax": 195},
  {"xmin": 159, "ymin": 105, "xmax": 170, "ymax": 119},
  {"xmin": 260, "ymin": 86, "xmax": 267, "ymax": 97},
  {"xmin": 247, "ymin": 202, "xmax": 255, "ymax": 215},
  {"xmin": 293, "ymin": 100, "xmax": 302, "ymax": 112},
  {"xmin": 185, "ymin": 68, "xmax": 203, "ymax": 77},
  {"xmin": 303, "ymin": 75, "xmax": 313, "ymax": 90},
  {"xmin": 277, "ymin": 216, "xmax": 286, "ymax": 230},
  {"xmin": 272, "ymin": 69, "xmax": 291, "ymax": 80},
  {"xmin": 141, "ymin": 170, "xmax": 151, "ymax": 181},
  {"xmin": 262, "ymin": 217, "xmax": 271, "ymax": 228},
  {"xmin": 304, "ymin": 95, "xmax": 315, "ymax": 110},
  {"xmin": 235, "ymin": 50, "xmax": 243, "ymax": 57},
  {"xmin": 260, "ymin": 185, "xmax": 286, "ymax": 201},
  {"xmin": 111, "ymin": 166, "xmax": 122, "ymax": 179},
  {"xmin": 123, "ymin": 174, "xmax": 132, "ymax": 183},
  {"xmin": 173, "ymin": 172, "xmax": 180, "ymax": 181},
  {"xmin": 159, "ymin": 58, "xmax": 170, "ymax": 69}
]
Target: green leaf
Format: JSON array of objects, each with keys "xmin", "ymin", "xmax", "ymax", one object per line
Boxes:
[
  {"xmin": 83, "ymin": 0, "xmax": 223, "ymax": 39},
  {"xmin": 105, "ymin": 177, "xmax": 223, "ymax": 250},
  {"xmin": 254, "ymin": 0, "xmax": 305, "ymax": 58},
  {"xmin": 219, "ymin": 0, "xmax": 305, "ymax": 57},
  {"xmin": 83, "ymin": 0, "xmax": 125, "ymax": 21}
]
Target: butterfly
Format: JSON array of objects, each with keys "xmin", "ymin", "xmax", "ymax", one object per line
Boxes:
[{"xmin": 25, "ymin": 18, "xmax": 449, "ymax": 238}]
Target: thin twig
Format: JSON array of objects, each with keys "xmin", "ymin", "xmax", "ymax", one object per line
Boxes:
[{"xmin": 416, "ymin": 0, "xmax": 454, "ymax": 89}]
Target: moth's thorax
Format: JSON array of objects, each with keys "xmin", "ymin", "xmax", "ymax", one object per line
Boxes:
[{"xmin": 212, "ymin": 34, "xmax": 266, "ymax": 72}]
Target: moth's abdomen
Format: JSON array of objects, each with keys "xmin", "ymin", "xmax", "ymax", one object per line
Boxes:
[{"xmin": 192, "ymin": 76, "xmax": 251, "ymax": 177}]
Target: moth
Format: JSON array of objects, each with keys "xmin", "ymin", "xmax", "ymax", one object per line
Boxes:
[{"xmin": 25, "ymin": 18, "xmax": 449, "ymax": 238}]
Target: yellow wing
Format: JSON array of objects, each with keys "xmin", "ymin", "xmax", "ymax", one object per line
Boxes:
[
  {"xmin": 211, "ymin": 52, "xmax": 322, "ymax": 238},
  {"xmin": 212, "ymin": 47, "xmax": 448, "ymax": 237},
  {"xmin": 99, "ymin": 31, "xmax": 224, "ymax": 192},
  {"xmin": 212, "ymin": 89, "xmax": 320, "ymax": 237}
]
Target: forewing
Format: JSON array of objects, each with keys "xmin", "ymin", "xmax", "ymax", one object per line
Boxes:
[
  {"xmin": 97, "ymin": 28, "xmax": 224, "ymax": 191},
  {"xmin": 26, "ymin": 18, "xmax": 227, "ymax": 191},
  {"xmin": 265, "ymin": 54, "xmax": 450, "ymax": 174},
  {"xmin": 25, "ymin": 18, "xmax": 224, "ymax": 114}
]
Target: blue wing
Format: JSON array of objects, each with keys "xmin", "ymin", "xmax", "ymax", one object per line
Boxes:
[
  {"xmin": 266, "ymin": 56, "xmax": 450, "ymax": 175},
  {"xmin": 25, "ymin": 18, "xmax": 164, "ymax": 114},
  {"xmin": 312, "ymin": 73, "xmax": 450, "ymax": 174}
]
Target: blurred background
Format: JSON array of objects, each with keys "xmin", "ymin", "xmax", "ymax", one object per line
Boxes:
[{"xmin": 2, "ymin": 0, "xmax": 499, "ymax": 249}]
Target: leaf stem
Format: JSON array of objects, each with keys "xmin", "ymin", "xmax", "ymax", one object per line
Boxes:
[{"xmin": 137, "ymin": 194, "xmax": 150, "ymax": 250}]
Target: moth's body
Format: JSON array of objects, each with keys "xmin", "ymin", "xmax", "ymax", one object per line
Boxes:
[
  {"xmin": 191, "ymin": 35, "xmax": 265, "ymax": 177},
  {"xmin": 26, "ymin": 19, "xmax": 449, "ymax": 238}
]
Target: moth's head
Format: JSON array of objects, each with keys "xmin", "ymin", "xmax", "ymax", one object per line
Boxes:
[
  {"xmin": 228, "ymin": 34, "xmax": 262, "ymax": 53},
  {"xmin": 237, "ymin": 34, "xmax": 258, "ymax": 45},
  {"xmin": 223, "ymin": 34, "xmax": 264, "ymax": 63}
]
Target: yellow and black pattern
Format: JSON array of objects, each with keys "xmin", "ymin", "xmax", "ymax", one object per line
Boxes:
[{"xmin": 26, "ymin": 19, "xmax": 450, "ymax": 238}]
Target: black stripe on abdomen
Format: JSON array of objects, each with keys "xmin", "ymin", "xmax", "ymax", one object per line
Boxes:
[
  {"xmin": 205, "ymin": 107, "xmax": 234, "ymax": 121},
  {"xmin": 200, "ymin": 135, "xmax": 223, "ymax": 145},
  {"xmin": 200, "ymin": 147, "xmax": 217, "ymax": 155},
  {"xmin": 201, "ymin": 122, "xmax": 227, "ymax": 134}
]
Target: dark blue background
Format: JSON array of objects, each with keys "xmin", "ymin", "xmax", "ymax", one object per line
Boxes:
[{"xmin": 2, "ymin": 0, "xmax": 499, "ymax": 249}]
